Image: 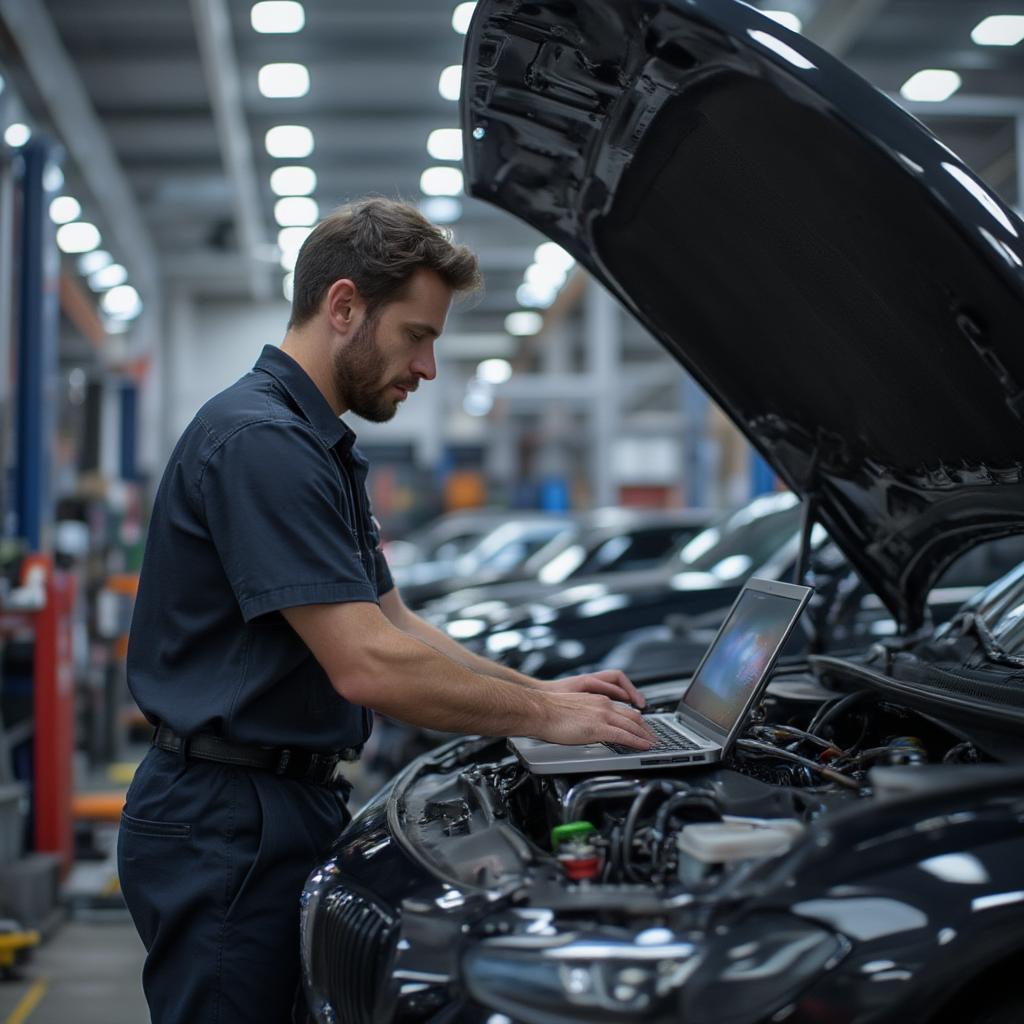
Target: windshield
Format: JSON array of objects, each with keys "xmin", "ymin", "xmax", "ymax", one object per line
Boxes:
[
  {"xmin": 678, "ymin": 499, "xmax": 801, "ymax": 579},
  {"xmin": 573, "ymin": 525, "xmax": 701, "ymax": 576}
]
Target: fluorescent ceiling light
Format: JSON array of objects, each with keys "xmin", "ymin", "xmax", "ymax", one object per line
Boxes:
[
  {"xmin": 525, "ymin": 262, "xmax": 567, "ymax": 290},
  {"xmin": 283, "ymin": 273, "xmax": 295, "ymax": 301},
  {"xmin": 265, "ymin": 125, "xmax": 314, "ymax": 158},
  {"xmin": 89, "ymin": 263, "xmax": 128, "ymax": 290},
  {"xmin": 104, "ymin": 318, "xmax": 130, "ymax": 335},
  {"xmin": 258, "ymin": 63, "xmax": 310, "ymax": 98},
  {"xmin": 463, "ymin": 389, "xmax": 493, "ymax": 417},
  {"xmin": 278, "ymin": 225, "xmax": 312, "ymax": 253},
  {"xmin": 4, "ymin": 123, "xmax": 30, "ymax": 147},
  {"xmin": 427, "ymin": 128, "xmax": 463, "ymax": 161},
  {"xmin": 438, "ymin": 65, "xmax": 462, "ymax": 101},
  {"xmin": 971, "ymin": 15, "xmax": 1024, "ymax": 46},
  {"xmin": 274, "ymin": 196, "xmax": 319, "ymax": 226},
  {"xmin": 43, "ymin": 163, "xmax": 63, "ymax": 192},
  {"xmin": 56, "ymin": 222, "xmax": 101, "ymax": 253},
  {"xmin": 420, "ymin": 166, "xmax": 463, "ymax": 196},
  {"xmin": 49, "ymin": 195, "xmax": 81, "ymax": 224},
  {"xmin": 270, "ymin": 165, "xmax": 316, "ymax": 196},
  {"xmin": 516, "ymin": 282, "xmax": 556, "ymax": 308},
  {"xmin": 761, "ymin": 10, "xmax": 802, "ymax": 32},
  {"xmin": 477, "ymin": 357, "xmax": 512, "ymax": 384},
  {"xmin": 102, "ymin": 284, "xmax": 142, "ymax": 319},
  {"xmin": 900, "ymin": 69, "xmax": 962, "ymax": 103},
  {"xmin": 419, "ymin": 197, "xmax": 462, "ymax": 223},
  {"xmin": 251, "ymin": 1, "xmax": 305, "ymax": 33},
  {"xmin": 78, "ymin": 250, "xmax": 111, "ymax": 275},
  {"xmin": 533, "ymin": 242, "xmax": 576, "ymax": 273},
  {"xmin": 505, "ymin": 311, "xmax": 543, "ymax": 336},
  {"xmin": 452, "ymin": 2, "xmax": 476, "ymax": 34},
  {"xmin": 280, "ymin": 247, "xmax": 299, "ymax": 272}
]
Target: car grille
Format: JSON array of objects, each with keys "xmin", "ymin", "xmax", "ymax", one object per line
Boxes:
[{"xmin": 310, "ymin": 883, "xmax": 399, "ymax": 1023}]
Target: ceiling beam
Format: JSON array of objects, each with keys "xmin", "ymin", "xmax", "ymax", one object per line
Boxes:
[
  {"xmin": 889, "ymin": 94, "xmax": 1024, "ymax": 118},
  {"xmin": 0, "ymin": 0, "xmax": 160, "ymax": 301},
  {"xmin": 804, "ymin": 0, "xmax": 892, "ymax": 58},
  {"xmin": 189, "ymin": 0, "xmax": 271, "ymax": 299}
]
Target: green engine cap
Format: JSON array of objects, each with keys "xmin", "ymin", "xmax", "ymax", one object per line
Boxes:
[{"xmin": 551, "ymin": 820, "xmax": 596, "ymax": 849}]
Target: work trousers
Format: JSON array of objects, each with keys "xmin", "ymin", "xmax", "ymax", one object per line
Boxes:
[{"xmin": 117, "ymin": 746, "xmax": 350, "ymax": 1023}]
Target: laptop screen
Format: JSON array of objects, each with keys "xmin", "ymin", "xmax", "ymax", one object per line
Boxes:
[{"xmin": 680, "ymin": 586, "xmax": 804, "ymax": 732}]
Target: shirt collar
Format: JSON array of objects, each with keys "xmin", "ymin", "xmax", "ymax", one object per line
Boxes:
[{"xmin": 253, "ymin": 344, "xmax": 356, "ymax": 453}]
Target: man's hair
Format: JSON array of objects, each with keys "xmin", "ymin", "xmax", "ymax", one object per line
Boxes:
[{"xmin": 288, "ymin": 197, "xmax": 483, "ymax": 328}]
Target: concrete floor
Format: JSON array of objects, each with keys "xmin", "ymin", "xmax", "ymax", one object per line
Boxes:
[{"xmin": 0, "ymin": 916, "xmax": 148, "ymax": 1024}]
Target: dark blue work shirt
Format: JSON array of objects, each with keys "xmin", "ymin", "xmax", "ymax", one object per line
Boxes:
[{"xmin": 127, "ymin": 345, "xmax": 394, "ymax": 750}]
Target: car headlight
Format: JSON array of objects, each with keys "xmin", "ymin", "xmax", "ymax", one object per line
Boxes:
[
  {"xmin": 463, "ymin": 929, "xmax": 701, "ymax": 1023},
  {"xmin": 463, "ymin": 914, "xmax": 846, "ymax": 1024},
  {"xmin": 680, "ymin": 913, "xmax": 848, "ymax": 1024}
]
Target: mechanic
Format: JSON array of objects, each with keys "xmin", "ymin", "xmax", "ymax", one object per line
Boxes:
[{"xmin": 118, "ymin": 197, "xmax": 658, "ymax": 1024}]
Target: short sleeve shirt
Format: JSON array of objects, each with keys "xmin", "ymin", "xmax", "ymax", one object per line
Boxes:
[{"xmin": 126, "ymin": 344, "xmax": 394, "ymax": 750}]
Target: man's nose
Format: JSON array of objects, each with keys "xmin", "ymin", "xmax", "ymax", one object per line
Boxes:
[{"xmin": 411, "ymin": 344, "xmax": 437, "ymax": 381}]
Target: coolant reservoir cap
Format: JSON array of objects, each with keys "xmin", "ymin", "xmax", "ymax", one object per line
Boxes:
[
  {"xmin": 551, "ymin": 820, "xmax": 596, "ymax": 849},
  {"xmin": 676, "ymin": 817, "xmax": 804, "ymax": 864}
]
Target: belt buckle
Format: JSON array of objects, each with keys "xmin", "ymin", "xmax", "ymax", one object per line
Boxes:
[{"xmin": 275, "ymin": 749, "xmax": 292, "ymax": 775}]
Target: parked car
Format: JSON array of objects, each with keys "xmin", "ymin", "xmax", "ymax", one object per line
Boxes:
[
  {"xmin": 449, "ymin": 492, "xmax": 804, "ymax": 678},
  {"xmin": 382, "ymin": 508, "xmax": 517, "ymax": 570},
  {"xmin": 393, "ymin": 513, "xmax": 576, "ymax": 606},
  {"xmin": 300, "ymin": 1, "xmax": 1024, "ymax": 1022},
  {"xmin": 419, "ymin": 505, "xmax": 716, "ymax": 623}
]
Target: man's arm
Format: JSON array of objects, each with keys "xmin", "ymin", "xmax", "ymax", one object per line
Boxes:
[
  {"xmin": 282, "ymin": 600, "xmax": 657, "ymax": 749},
  {"xmin": 379, "ymin": 587, "xmax": 647, "ymax": 706}
]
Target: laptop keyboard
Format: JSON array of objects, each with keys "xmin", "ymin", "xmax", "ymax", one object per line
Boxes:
[{"xmin": 607, "ymin": 717, "xmax": 700, "ymax": 756}]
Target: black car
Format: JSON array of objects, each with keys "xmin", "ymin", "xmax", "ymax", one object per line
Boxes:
[
  {"xmin": 420, "ymin": 505, "xmax": 716, "ymax": 623},
  {"xmin": 394, "ymin": 514, "xmax": 578, "ymax": 608},
  {"xmin": 449, "ymin": 492, "xmax": 805, "ymax": 677},
  {"xmin": 300, "ymin": 1, "xmax": 1024, "ymax": 1022}
]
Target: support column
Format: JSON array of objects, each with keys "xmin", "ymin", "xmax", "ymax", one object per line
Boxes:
[
  {"xmin": 680, "ymin": 373, "xmax": 713, "ymax": 508},
  {"xmin": 0, "ymin": 150, "xmax": 15, "ymax": 537},
  {"xmin": 537, "ymin": 321, "xmax": 572, "ymax": 509},
  {"xmin": 164, "ymin": 287, "xmax": 196, "ymax": 467},
  {"xmin": 584, "ymin": 280, "xmax": 621, "ymax": 507},
  {"xmin": 416, "ymin": 343, "xmax": 445, "ymax": 470},
  {"xmin": 15, "ymin": 139, "xmax": 61, "ymax": 552}
]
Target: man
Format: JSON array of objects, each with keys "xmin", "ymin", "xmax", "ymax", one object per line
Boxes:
[{"xmin": 118, "ymin": 197, "xmax": 656, "ymax": 1023}]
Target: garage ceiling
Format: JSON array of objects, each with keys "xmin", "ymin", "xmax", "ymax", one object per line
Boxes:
[{"xmin": 1, "ymin": 0, "xmax": 1022, "ymax": 349}]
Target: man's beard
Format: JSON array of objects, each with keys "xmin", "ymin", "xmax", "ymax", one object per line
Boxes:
[{"xmin": 333, "ymin": 314, "xmax": 404, "ymax": 423}]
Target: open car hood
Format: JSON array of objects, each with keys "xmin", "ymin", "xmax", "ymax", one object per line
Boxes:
[{"xmin": 461, "ymin": 0, "xmax": 1024, "ymax": 631}]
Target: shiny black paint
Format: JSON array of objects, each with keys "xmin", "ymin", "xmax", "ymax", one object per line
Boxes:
[
  {"xmin": 304, "ymin": 738, "xmax": 1024, "ymax": 1024},
  {"xmin": 461, "ymin": 0, "xmax": 1024, "ymax": 632}
]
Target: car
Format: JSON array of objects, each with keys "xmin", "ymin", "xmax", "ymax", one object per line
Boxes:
[
  {"xmin": 448, "ymin": 492, "xmax": 805, "ymax": 678},
  {"xmin": 419, "ymin": 505, "xmax": 716, "ymax": 623},
  {"xmin": 299, "ymin": 1, "xmax": 1024, "ymax": 1022},
  {"xmin": 393, "ymin": 513, "xmax": 578, "ymax": 608},
  {"xmin": 382, "ymin": 508, "xmax": 519, "ymax": 571}
]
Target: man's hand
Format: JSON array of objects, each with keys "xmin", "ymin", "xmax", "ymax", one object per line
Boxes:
[
  {"xmin": 540, "ymin": 669, "xmax": 647, "ymax": 709},
  {"xmin": 528, "ymin": 692, "xmax": 658, "ymax": 750}
]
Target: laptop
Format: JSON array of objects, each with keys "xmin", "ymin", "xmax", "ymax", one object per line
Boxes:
[{"xmin": 509, "ymin": 577, "xmax": 812, "ymax": 774}]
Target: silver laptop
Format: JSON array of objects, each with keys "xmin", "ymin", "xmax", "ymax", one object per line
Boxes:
[{"xmin": 509, "ymin": 577, "xmax": 812, "ymax": 774}]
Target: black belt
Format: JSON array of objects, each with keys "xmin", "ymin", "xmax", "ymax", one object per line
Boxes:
[{"xmin": 153, "ymin": 724, "xmax": 360, "ymax": 789}]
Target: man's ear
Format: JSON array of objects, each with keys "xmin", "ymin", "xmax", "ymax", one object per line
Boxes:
[{"xmin": 325, "ymin": 278, "xmax": 364, "ymax": 336}]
